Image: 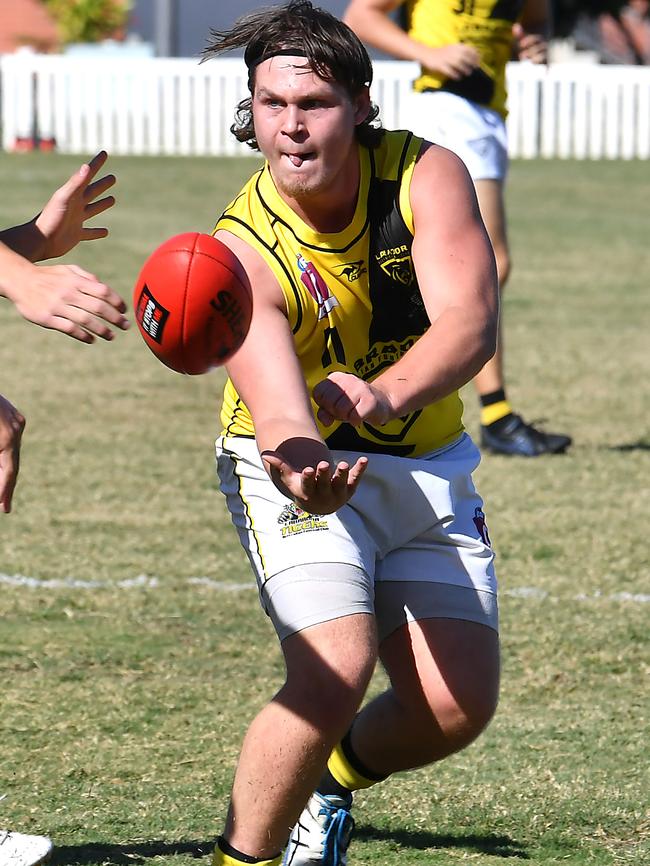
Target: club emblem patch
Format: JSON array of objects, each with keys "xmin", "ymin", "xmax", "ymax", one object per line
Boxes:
[
  {"xmin": 375, "ymin": 244, "xmax": 414, "ymax": 286},
  {"xmin": 473, "ymin": 507, "xmax": 492, "ymax": 547},
  {"xmin": 297, "ymin": 253, "xmax": 339, "ymax": 320},
  {"xmin": 135, "ymin": 285, "xmax": 169, "ymax": 344},
  {"xmin": 277, "ymin": 502, "xmax": 328, "ymax": 538}
]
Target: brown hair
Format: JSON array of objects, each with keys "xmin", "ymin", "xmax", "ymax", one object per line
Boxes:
[{"xmin": 202, "ymin": 0, "xmax": 384, "ymax": 150}]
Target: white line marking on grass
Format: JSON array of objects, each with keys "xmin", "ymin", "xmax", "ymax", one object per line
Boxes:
[
  {"xmin": 0, "ymin": 572, "xmax": 249, "ymax": 591},
  {"xmin": 0, "ymin": 573, "xmax": 648, "ymax": 603}
]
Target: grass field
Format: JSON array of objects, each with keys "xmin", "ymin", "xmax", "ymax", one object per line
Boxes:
[{"xmin": 0, "ymin": 152, "xmax": 648, "ymax": 866}]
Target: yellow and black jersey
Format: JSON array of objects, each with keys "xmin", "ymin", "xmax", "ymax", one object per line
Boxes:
[
  {"xmin": 406, "ymin": 0, "xmax": 524, "ymax": 117},
  {"xmin": 215, "ymin": 129, "xmax": 464, "ymax": 458}
]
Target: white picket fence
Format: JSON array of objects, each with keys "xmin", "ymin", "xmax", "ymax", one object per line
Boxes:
[{"xmin": 1, "ymin": 51, "xmax": 649, "ymax": 159}]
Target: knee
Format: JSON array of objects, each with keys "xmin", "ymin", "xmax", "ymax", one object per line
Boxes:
[
  {"xmin": 283, "ymin": 645, "xmax": 377, "ymax": 736},
  {"xmin": 438, "ymin": 688, "xmax": 499, "ymax": 749},
  {"xmin": 409, "ymin": 683, "xmax": 499, "ymax": 756}
]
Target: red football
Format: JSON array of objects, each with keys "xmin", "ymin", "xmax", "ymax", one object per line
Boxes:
[{"xmin": 133, "ymin": 232, "xmax": 252, "ymax": 375}]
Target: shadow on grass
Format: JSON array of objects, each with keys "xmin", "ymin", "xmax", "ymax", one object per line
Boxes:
[
  {"xmin": 607, "ymin": 438, "xmax": 650, "ymax": 452},
  {"xmin": 51, "ymin": 828, "xmax": 528, "ymax": 864},
  {"xmin": 356, "ymin": 824, "xmax": 529, "ymax": 859},
  {"xmin": 51, "ymin": 839, "xmax": 214, "ymax": 865}
]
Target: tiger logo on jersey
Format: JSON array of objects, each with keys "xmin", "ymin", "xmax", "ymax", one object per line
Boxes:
[
  {"xmin": 375, "ymin": 245, "xmax": 414, "ymax": 286},
  {"xmin": 297, "ymin": 253, "xmax": 339, "ymax": 320}
]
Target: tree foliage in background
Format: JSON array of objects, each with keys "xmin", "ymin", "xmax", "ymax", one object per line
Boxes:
[
  {"xmin": 552, "ymin": 0, "xmax": 629, "ymax": 37},
  {"xmin": 43, "ymin": 0, "xmax": 132, "ymax": 45}
]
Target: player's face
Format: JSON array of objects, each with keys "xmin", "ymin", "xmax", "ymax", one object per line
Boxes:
[{"xmin": 252, "ymin": 57, "xmax": 370, "ymax": 203}]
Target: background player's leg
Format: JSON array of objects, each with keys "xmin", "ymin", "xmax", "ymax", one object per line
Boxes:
[
  {"xmin": 472, "ymin": 178, "xmax": 572, "ymax": 455},
  {"xmin": 222, "ymin": 612, "xmax": 377, "ymax": 859},
  {"xmin": 472, "ymin": 178, "xmax": 509, "ymax": 400}
]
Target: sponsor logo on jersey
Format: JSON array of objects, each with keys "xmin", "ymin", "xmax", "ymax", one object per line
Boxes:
[
  {"xmin": 375, "ymin": 245, "xmax": 414, "ymax": 286},
  {"xmin": 473, "ymin": 507, "xmax": 492, "ymax": 547},
  {"xmin": 353, "ymin": 338, "xmax": 416, "ymax": 378},
  {"xmin": 296, "ymin": 253, "xmax": 339, "ymax": 320},
  {"xmin": 335, "ymin": 260, "xmax": 367, "ymax": 282},
  {"xmin": 135, "ymin": 285, "xmax": 169, "ymax": 344},
  {"xmin": 277, "ymin": 502, "xmax": 328, "ymax": 538}
]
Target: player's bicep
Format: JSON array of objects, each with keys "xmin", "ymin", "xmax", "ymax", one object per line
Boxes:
[
  {"xmin": 214, "ymin": 231, "xmax": 315, "ymax": 434},
  {"xmin": 409, "ymin": 145, "xmax": 498, "ymax": 325}
]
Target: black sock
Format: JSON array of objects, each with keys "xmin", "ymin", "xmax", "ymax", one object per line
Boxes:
[
  {"xmin": 479, "ymin": 388, "xmax": 507, "ymax": 408},
  {"xmin": 316, "ymin": 767, "xmax": 353, "ymax": 799},
  {"xmin": 480, "ymin": 388, "xmax": 514, "ymax": 429},
  {"xmin": 217, "ymin": 836, "xmax": 281, "ymax": 864}
]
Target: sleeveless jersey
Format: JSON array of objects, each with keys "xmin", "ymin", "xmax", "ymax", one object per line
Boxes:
[
  {"xmin": 216, "ymin": 130, "xmax": 464, "ymax": 458},
  {"xmin": 405, "ymin": 0, "xmax": 524, "ymax": 117}
]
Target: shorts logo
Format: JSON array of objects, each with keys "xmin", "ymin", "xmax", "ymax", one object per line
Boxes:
[
  {"xmin": 336, "ymin": 260, "xmax": 366, "ymax": 282},
  {"xmin": 375, "ymin": 245, "xmax": 414, "ymax": 286},
  {"xmin": 277, "ymin": 503, "xmax": 328, "ymax": 538},
  {"xmin": 473, "ymin": 507, "xmax": 492, "ymax": 547},
  {"xmin": 297, "ymin": 253, "xmax": 339, "ymax": 320},
  {"xmin": 135, "ymin": 285, "xmax": 169, "ymax": 344}
]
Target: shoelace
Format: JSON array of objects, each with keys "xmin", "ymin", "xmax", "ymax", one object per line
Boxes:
[{"xmin": 319, "ymin": 805, "xmax": 354, "ymax": 864}]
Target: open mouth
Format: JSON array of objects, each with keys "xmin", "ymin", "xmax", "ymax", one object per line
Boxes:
[{"xmin": 286, "ymin": 152, "xmax": 315, "ymax": 167}]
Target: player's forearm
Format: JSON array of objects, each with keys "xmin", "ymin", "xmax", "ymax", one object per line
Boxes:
[
  {"xmin": 344, "ymin": 7, "xmax": 425, "ymax": 64},
  {"xmin": 0, "ymin": 220, "xmax": 46, "ymax": 263},
  {"xmin": 255, "ymin": 416, "xmax": 331, "ymax": 469},
  {"xmin": 374, "ymin": 308, "xmax": 497, "ymax": 418}
]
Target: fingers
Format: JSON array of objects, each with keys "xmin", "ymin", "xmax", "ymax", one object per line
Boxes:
[
  {"xmin": 83, "ymin": 150, "xmax": 109, "ymax": 182},
  {"xmin": 81, "ymin": 226, "xmax": 110, "ymax": 242},
  {"xmin": 313, "ymin": 375, "xmax": 361, "ymax": 426},
  {"xmin": 84, "ymin": 193, "xmax": 116, "ymax": 219},
  {"xmin": 84, "ymin": 172, "xmax": 116, "ymax": 202},
  {"xmin": 31, "ymin": 265, "xmax": 129, "ymax": 340},
  {"xmin": 58, "ymin": 152, "xmax": 114, "ymax": 207}
]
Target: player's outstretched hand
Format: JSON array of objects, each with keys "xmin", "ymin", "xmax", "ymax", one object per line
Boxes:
[
  {"xmin": 313, "ymin": 372, "xmax": 392, "ymax": 428},
  {"xmin": 35, "ymin": 150, "xmax": 116, "ymax": 261},
  {"xmin": 262, "ymin": 446, "xmax": 368, "ymax": 515},
  {"xmin": 11, "ymin": 261, "xmax": 129, "ymax": 343},
  {"xmin": 0, "ymin": 394, "xmax": 26, "ymax": 514}
]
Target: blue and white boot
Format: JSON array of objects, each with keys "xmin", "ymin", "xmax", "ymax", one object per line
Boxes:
[{"xmin": 282, "ymin": 792, "xmax": 354, "ymax": 866}]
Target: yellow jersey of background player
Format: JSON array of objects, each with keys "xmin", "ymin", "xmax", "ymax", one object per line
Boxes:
[
  {"xmin": 216, "ymin": 129, "xmax": 464, "ymax": 457},
  {"xmin": 407, "ymin": 0, "xmax": 525, "ymax": 116}
]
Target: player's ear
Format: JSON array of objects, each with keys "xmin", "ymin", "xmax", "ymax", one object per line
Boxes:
[{"xmin": 353, "ymin": 86, "xmax": 371, "ymax": 126}]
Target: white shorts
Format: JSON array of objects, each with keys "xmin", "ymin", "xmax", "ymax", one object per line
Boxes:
[
  {"xmin": 215, "ymin": 433, "xmax": 497, "ymax": 639},
  {"xmin": 403, "ymin": 90, "xmax": 508, "ymax": 181}
]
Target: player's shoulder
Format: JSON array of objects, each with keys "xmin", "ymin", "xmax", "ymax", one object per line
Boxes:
[{"xmin": 412, "ymin": 140, "xmax": 473, "ymax": 185}]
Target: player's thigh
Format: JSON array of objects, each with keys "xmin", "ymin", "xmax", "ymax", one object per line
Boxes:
[{"xmin": 379, "ymin": 611, "xmax": 500, "ymax": 723}]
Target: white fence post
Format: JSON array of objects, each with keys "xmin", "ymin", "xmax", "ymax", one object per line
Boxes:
[{"xmin": 1, "ymin": 54, "xmax": 649, "ymax": 159}]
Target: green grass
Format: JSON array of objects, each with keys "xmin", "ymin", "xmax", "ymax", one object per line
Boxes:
[{"xmin": 0, "ymin": 153, "xmax": 648, "ymax": 866}]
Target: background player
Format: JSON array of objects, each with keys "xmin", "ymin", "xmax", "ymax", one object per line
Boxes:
[{"xmin": 344, "ymin": 0, "xmax": 572, "ymax": 457}]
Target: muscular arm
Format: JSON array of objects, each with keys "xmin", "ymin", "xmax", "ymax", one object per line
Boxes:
[
  {"xmin": 344, "ymin": 0, "xmax": 480, "ymax": 79},
  {"xmin": 314, "ymin": 145, "xmax": 498, "ymax": 427},
  {"xmin": 376, "ymin": 145, "xmax": 498, "ymax": 413},
  {"xmin": 215, "ymin": 230, "xmax": 366, "ymax": 514}
]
